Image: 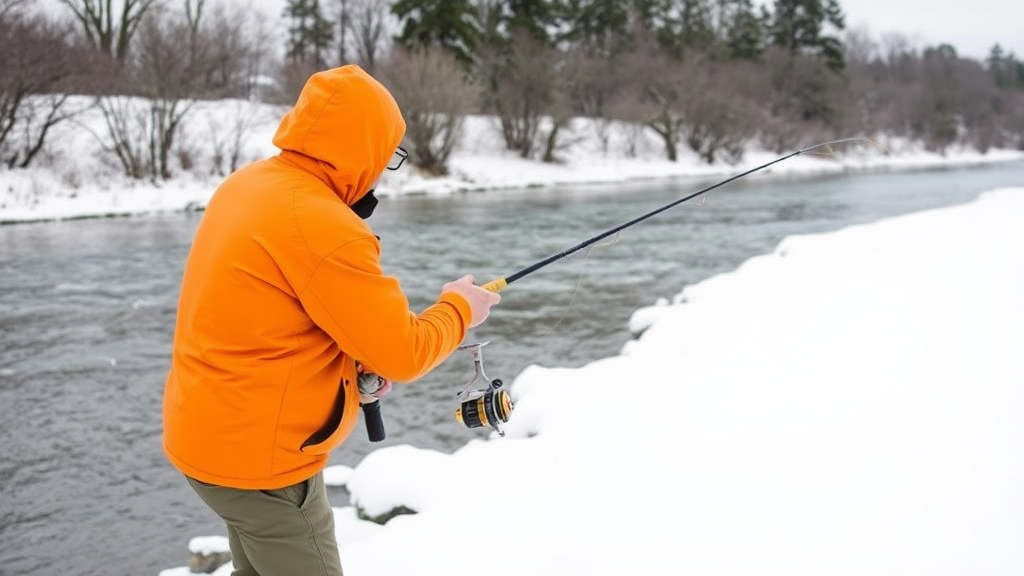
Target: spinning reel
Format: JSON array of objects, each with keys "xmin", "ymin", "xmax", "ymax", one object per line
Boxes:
[{"xmin": 454, "ymin": 342, "xmax": 513, "ymax": 436}]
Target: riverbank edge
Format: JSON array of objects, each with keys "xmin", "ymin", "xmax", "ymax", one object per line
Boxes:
[{"xmin": 2, "ymin": 149, "xmax": 1022, "ymax": 226}]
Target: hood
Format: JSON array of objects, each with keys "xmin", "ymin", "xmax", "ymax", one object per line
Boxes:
[{"xmin": 272, "ymin": 65, "xmax": 406, "ymax": 206}]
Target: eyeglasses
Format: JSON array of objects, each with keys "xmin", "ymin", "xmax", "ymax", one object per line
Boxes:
[{"xmin": 387, "ymin": 146, "xmax": 408, "ymax": 171}]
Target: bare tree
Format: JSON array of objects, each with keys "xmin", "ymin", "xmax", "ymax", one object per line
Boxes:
[
  {"xmin": 836, "ymin": 27, "xmax": 884, "ymax": 136},
  {"xmin": 539, "ymin": 81, "xmax": 575, "ymax": 163},
  {"xmin": 94, "ymin": 95, "xmax": 148, "ymax": 178},
  {"xmin": 480, "ymin": 28, "xmax": 561, "ymax": 159},
  {"xmin": 617, "ymin": 43, "xmax": 687, "ymax": 162},
  {"xmin": 204, "ymin": 100, "xmax": 265, "ymax": 175},
  {"xmin": 0, "ymin": 10, "xmax": 92, "ymax": 168},
  {"xmin": 679, "ymin": 58, "xmax": 758, "ymax": 163},
  {"xmin": 58, "ymin": 0, "xmax": 160, "ymax": 64},
  {"xmin": 1007, "ymin": 92, "xmax": 1024, "ymax": 150},
  {"xmin": 180, "ymin": 1, "xmax": 268, "ymax": 98},
  {"xmin": 641, "ymin": 83, "xmax": 685, "ymax": 160},
  {"xmin": 341, "ymin": 0, "xmax": 391, "ymax": 72},
  {"xmin": 333, "ymin": 0, "xmax": 349, "ymax": 63},
  {"xmin": 563, "ymin": 47, "xmax": 628, "ymax": 154},
  {"xmin": 95, "ymin": 4, "xmax": 220, "ymax": 179},
  {"xmin": 137, "ymin": 7, "xmax": 199, "ymax": 178},
  {"xmin": 271, "ymin": 59, "xmax": 322, "ymax": 106},
  {"xmin": 0, "ymin": 0, "xmax": 28, "ymax": 20},
  {"xmin": 381, "ymin": 47, "xmax": 478, "ymax": 175}
]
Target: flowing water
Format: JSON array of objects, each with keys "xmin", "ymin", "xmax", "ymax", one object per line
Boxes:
[{"xmin": 1, "ymin": 161, "xmax": 1022, "ymax": 575}]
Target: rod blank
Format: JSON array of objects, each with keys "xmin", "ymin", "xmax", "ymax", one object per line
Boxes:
[{"xmin": 483, "ymin": 138, "xmax": 867, "ymax": 293}]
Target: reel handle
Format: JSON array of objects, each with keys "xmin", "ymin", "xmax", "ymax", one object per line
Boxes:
[{"xmin": 362, "ymin": 400, "xmax": 386, "ymax": 442}]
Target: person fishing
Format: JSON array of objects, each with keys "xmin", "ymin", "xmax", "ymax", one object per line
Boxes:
[{"xmin": 162, "ymin": 64, "xmax": 500, "ymax": 576}]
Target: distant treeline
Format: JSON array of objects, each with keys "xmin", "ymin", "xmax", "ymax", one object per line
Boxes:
[{"xmin": 1, "ymin": 0, "xmax": 1022, "ymax": 180}]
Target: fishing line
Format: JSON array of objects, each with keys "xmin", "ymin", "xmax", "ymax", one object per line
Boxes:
[
  {"xmin": 538, "ymin": 231, "xmax": 624, "ymax": 340},
  {"xmin": 482, "ymin": 137, "xmax": 874, "ymax": 294}
]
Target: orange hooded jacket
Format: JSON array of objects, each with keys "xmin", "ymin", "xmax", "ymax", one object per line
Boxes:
[{"xmin": 163, "ymin": 66, "xmax": 471, "ymax": 490}]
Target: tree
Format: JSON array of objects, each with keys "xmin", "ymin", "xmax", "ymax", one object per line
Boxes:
[
  {"xmin": 630, "ymin": 0, "xmax": 715, "ymax": 57},
  {"xmin": 333, "ymin": 0, "xmax": 350, "ymax": 64},
  {"xmin": 381, "ymin": 47, "xmax": 478, "ymax": 175},
  {"xmin": 0, "ymin": 9, "xmax": 92, "ymax": 168},
  {"xmin": 392, "ymin": 0, "xmax": 479, "ymax": 67},
  {"xmin": 480, "ymin": 27, "xmax": 561, "ymax": 158},
  {"xmin": 678, "ymin": 58, "xmax": 757, "ymax": 162},
  {"xmin": 284, "ymin": 0, "xmax": 334, "ymax": 67},
  {"xmin": 768, "ymin": 0, "xmax": 845, "ymax": 72},
  {"xmin": 0, "ymin": 0, "xmax": 28, "ymax": 20},
  {"xmin": 95, "ymin": 3, "xmax": 234, "ymax": 179},
  {"xmin": 334, "ymin": 0, "xmax": 391, "ymax": 73},
  {"xmin": 475, "ymin": 1, "xmax": 568, "ymax": 160},
  {"xmin": 716, "ymin": 0, "xmax": 766, "ymax": 60},
  {"xmin": 760, "ymin": 46, "xmax": 842, "ymax": 151},
  {"xmin": 556, "ymin": 0, "xmax": 632, "ymax": 56},
  {"xmin": 987, "ymin": 44, "xmax": 1024, "ymax": 89},
  {"xmin": 58, "ymin": 0, "xmax": 159, "ymax": 64},
  {"xmin": 562, "ymin": 45, "xmax": 628, "ymax": 152},
  {"xmin": 180, "ymin": 0, "xmax": 267, "ymax": 99},
  {"xmin": 504, "ymin": 0, "xmax": 557, "ymax": 43},
  {"xmin": 616, "ymin": 40, "xmax": 687, "ymax": 161},
  {"xmin": 677, "ymin": 0, "xmax": 716, "ymax": 53}
]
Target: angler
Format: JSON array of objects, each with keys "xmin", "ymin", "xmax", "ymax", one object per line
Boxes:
[{"xmin": 162, "ymin": 65, "xmax": 500, "ymax": 576}]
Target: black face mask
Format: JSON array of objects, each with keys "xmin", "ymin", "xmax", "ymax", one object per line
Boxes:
[{"xmin": 351, "ymin": 191, "xmax": 378, "ymax": 220}]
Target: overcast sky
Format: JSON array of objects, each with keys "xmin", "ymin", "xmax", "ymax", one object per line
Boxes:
[{"xmin": 839, "ymin": 0, "xmax": 1023, "ymax": 59}]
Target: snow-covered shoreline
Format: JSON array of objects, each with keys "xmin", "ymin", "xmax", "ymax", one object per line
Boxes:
[{"xmin": 2, "ymin": 104, "xmax": 1022, "ymax": 224}]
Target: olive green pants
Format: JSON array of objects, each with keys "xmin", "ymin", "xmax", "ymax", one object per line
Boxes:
[{"xmin": 187, "ymin": 473, "xmax": 342, "ymax": 576}]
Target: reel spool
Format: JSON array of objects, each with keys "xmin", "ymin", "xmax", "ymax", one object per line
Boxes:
[
  {"xmin": 455, "ymin": 380, "xmax": 512, "ymax": 431},
  {"xmin": 454, "ymin": 342, "xmax": 513, "ymax": 436}
]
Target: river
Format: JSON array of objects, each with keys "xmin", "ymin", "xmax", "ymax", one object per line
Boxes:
[{"xmin": 0, "ymin": 161, "xmax": 1021, "ymax": 575}]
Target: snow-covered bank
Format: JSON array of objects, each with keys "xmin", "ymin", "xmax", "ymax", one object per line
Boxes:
[
  {"xmin": 2, "ymin": 100, "xmax": 1022, "ymax": 223},
  {"xmin": 161, "ymin": 187, "xmax": 1024, "ymax": 576}
]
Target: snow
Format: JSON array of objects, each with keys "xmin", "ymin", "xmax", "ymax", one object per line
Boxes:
[
  {"xmin": 187, "ymin": 537, "xmax": 228, "ymax": 557},
  {"xmin": 2, "ymin": 98, "xmax": 1021, "ymax": 576},
  {"xmin": 155, "ymin": 185, "xmax": 1024, "ymax": 576},
  {"xmin": 2, "ymin": 97, "xmax": 1022, "ymax": 224},
  {"xmin": 839, "ymin": 0, "xmax": 1024, "ymax": 59}
]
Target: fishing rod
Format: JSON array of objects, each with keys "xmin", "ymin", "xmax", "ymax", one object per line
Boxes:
[
  {"xmin": 481, "ymin": 137, "xmax": 868, "ymax": 294},
  {"xmin": 444, "ymin": 138, "xmax": 870, "ymax": 438}
]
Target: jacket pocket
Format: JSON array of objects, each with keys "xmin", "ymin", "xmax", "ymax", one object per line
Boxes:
[{"xmin": 300, "ymin": 357, "xmax": 359, "ymax": 454}]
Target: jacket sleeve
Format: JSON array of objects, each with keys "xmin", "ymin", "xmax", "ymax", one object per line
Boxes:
[{"xmin": 299, "ymin": 236, "xmax": 471, "ymax": 383}]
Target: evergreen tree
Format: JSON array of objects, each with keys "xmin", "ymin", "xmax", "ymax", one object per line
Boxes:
[
  {"xmin": 391, "ymin": 0, "xmax": 480, "ymax": 67},
  {"xmin": 634, "ymin": 0, "xmax": 715, "ymax": 58},
  {"xmin": 284, "ymin": 0, "xmax": 333, "ymax": 67},
  {"xmin": 556, "ymin": 0, "xmax": 632, "ymax": 55},
  {"xmin": 987, "ymin": 44, "xmax": 1024, "ymax": 89},
  {"xmin": 717, "ymin": 0, "xmax": 765, "ymax": 60},
  {"xmin": 678, "ymin": 0, "xmax": 715, "ymax": 52},
  {"xmin": 506, "ymin": 0, "xmax": 557, "ymax": 43},
  {"xmin": 627, "ymin": 0, "xmax": 681, "ymax": 55},
  {"xmin": 768, "ymin": 0, "xmax": 845, "ymax": 72}
]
